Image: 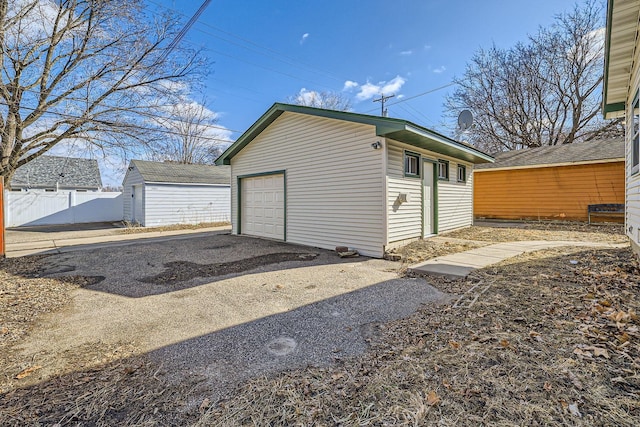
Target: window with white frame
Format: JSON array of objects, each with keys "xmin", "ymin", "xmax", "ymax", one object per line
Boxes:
[
  {"xmin": 632, "ymin": 91, "xmax": 639, "ymax": 175},
  {"xmin": 457, "ymin": 164, "xmax": 466, "ymax": 182},
  {"xmin": 438, "ymin": 160, "xmax": 449, "ymax": 180},
  {"xmin": 404, "ymin": 152, "xmax": 420, "ymax": 177}
]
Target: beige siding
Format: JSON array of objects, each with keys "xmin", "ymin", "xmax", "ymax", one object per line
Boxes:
[
  {"xmin": 385, "ymin": 140, "xmax": 475, "ymax": 240},
  {"xmin": 386, "ymin": 142, "xmax": 423, "ymax": 242},
  {"xmin": 627, "ymin": 43, "xmax": 640, "ymax": 252},
  {"xmin": 122, "ymin": 168, "xmax": 144, "ymax": 222},
  {"xmin": 231, "ymin": 112, "xmax": 385, "ymax": 257},
  {"xmin": 438, "ymin": 163, "xmax": 474, "ymax": 232}
]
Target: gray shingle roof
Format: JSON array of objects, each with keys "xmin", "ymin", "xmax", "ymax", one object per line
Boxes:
[
  {"xmin": 475, "ymin": 139, "xmax": 625, "ymax": 170},
  {"xmin": 11, "ymin": 155, "xmax": 102, "ymax": 189},
  {"xmin": 130, "ymin": 160, "xmax": 230, "ymax": 185}
]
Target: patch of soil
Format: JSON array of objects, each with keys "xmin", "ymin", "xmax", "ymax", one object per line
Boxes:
[
  {"xmin": 199, "ymin": 247, "xmax": 640, "ymax": 426},
  {"xmin": 141, "ymin": 252, "xmax": 318, "ymax": 285},
  {"xmin": 0, "ymin": 256, "xmax": 76, "ymax": 349},
  {"xmin": 388, "ymin": 239, "xmax": 487, "ymax": 265},
  {"xmin": 445, "ymin": 223, "xmax": 627, "ymax": 243},
  {"xmin": 120, "ymin": 221, "xmax": 230, "ymax": 234}
]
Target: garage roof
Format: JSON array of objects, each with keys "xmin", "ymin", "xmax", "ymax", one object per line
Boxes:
[
  {"xmin": 603, "ymin": 0, "xmax": 640, "ymax": 119},
  {"xmin": 130, "ymin": 160, "xmax": 230, "ymax": 185},
  {"xmin": 215, "ymin": 103, "xmax": 494, "ymax": 165},
  {"xmin": 475, "ymin": 138, "xmax": 625, "ymax": 171},
  {"xmin": 12, "ymin": 155, "xmax": 102, "ymax": 190}
]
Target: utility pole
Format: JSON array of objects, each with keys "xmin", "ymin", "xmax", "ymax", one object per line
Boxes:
[{"xmin": 373, "ymin": 93, "xmax": 395, "ymax": 117}]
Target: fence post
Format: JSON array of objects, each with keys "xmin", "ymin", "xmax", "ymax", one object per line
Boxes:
[
  {"xmin": 0, "ymin": 178, "xmax": 5, "ymax": 257},
  {"xmin": 70, "ymin": 190, "xmax": 76, "ymax": 224}
]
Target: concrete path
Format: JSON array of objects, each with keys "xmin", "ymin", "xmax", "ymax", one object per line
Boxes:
[
  {"xmin": 409, "ymin": 239, "xmax": 628, "ymax": 278},
  {"xmin": 5, "ymin": 224, "xmax": 232, "ymax": 257}
]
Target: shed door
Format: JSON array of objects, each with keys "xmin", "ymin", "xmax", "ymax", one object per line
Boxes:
[
  {"xmin": 132, "ymin": 185, "xmax": 143, "ymax": 223},
  {"xmin": 423, "ymin": 162, "xmax": 434, "ymax": 236},
  {"xmin": 241, "ymin": 174, "xmax": 285, "ymax": 240}
]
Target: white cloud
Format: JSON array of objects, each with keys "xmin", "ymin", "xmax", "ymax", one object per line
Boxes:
[
  {"xmin": 294, "ymin": 88, "xmax": 319, "ymax": 105},
  {"xmin": 424, "ymin": 44, "xmax": 432, "ymax": 50},
  {"xmin": 432, "ymin": 66, "xmax": 446, "ymax": 74},
  {"xmin": 343, "ymin": 80, "xmax": 359, "ymax": 91},
  {"xmin": 400, "ymin": 50, "xmax": 413, "ymax": 56},
  {"xmin": 355, "ymin": 76, "xmax": 406, "ymax": 101},
  {"xmin": 300, "ymin": 33, "xmax": 309, "ymax": 45}
]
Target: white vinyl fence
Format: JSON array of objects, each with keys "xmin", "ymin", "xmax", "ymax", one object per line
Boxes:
[{"xmin": 4, "ymin": 190, "xmax": 123, "ymax": 227}]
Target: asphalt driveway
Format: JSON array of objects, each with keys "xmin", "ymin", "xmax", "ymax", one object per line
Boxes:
[{"xmin": 16, "ymin": 233, "xmax": 450, "ymax": 404}]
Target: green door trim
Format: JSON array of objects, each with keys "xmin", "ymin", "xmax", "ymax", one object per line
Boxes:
[{"xmin": 421, "ymin": 159, "xmax": 438, "ymax": 236}]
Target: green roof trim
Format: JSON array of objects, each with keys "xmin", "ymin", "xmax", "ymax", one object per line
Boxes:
[
  {"xmin": 603, "ymin": 101, "xmax": 626, "ymax": 115},
  {"xmin": 215, "ymin": 103, "xmax": 494, "ymax": 165}
]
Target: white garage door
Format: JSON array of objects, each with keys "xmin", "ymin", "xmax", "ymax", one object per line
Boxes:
[{"xmin": 241, "ymin": 174, "xmax": 285, "ymax": 240}]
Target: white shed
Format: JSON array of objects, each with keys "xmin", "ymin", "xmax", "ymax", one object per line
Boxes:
[
  {"xmin": 122, "ymin": 160, "xmax": 230, "ymax": 227},
  {"xmin": 216, "ymin": 103, "xmax": 493, "ymax": 258}
]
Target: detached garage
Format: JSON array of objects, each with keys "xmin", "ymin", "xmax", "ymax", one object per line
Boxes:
[
  {"xmin": 122, "ymin": 160, "xmax": 230, "ymax": 227},
  {"xmin": 216, "ymin": 103, "xmax": 493, "ymax": 258}
]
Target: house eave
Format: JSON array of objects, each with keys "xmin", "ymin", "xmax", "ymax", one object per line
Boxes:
[
  {"xmin": 602, "ymin": 0, "xmax": 640, "ymax": 118},
  {"xmin": 382, "ymin": 124, "xmax": 494, "ymax": 164}
]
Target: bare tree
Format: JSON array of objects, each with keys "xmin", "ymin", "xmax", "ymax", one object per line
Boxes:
[
  {"xmin": 287, "ymin": 89, "xmax": 351, "ymax": 111},
  {"xmin": 150, "ymin": 101, "xmax": 225, "ymax": 164},
  {"xmin": 446, "ymin": 0, "xmax": 622, "ymax": 153},
  {"xmin": 0, "ymin": 0, "xmax": 205, "ymax": 187}
]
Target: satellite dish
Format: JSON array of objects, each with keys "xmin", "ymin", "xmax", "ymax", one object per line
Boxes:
[{"xmin": 458, "ymin": 109, "xmax": 473, "ymax": 131}]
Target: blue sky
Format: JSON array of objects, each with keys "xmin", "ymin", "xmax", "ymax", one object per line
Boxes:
[
  {"xmin": 98, "ymin": 0, "xmax": 587, "ymax": 185},
  {"xmin": 150, "ymin": 0, "xmax": 582, "ymax": 133}
]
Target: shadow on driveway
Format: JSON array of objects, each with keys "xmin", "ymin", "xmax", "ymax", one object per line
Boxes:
[{"xmin": 38, "ymin": 234, "xmax": 372, "ymax": 298}]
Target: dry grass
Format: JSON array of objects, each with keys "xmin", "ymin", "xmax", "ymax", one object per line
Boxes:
[
  {"xmin": 1, "ymin": 224, "xmax": 637, "ymax": 426},
  {"xmin": 119, "ymin": 221, "xmax": 230, "ymax": 234},
  {"xmin": 388, "ymin": 239, "xmax": 488, "ymax": 265},
  {"xmin": 199, "ymin": 247, "xmax": 640, "ymax": 426},
  {"xmin": 446, "ymin": 222, "xmax": 627, "ymax": 244}
]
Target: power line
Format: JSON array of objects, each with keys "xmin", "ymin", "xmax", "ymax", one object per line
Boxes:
[
  {"xmin": 363, "ymin": 82, "xmax": 456, "ymax": 114},
  {"xmin": 157, "ymin": 0, "xmax": 213, "ymax": 64},
  {"xmin": 0, "ymin": 101, "xmax": 238, "ymax": 144},
  {"xmin": 373, "ymin": 93, "xmax": 395, "ymax": 117},
  {"xmin": 147, "ymin": 0, "xmax": 347, "ymax": 84}
]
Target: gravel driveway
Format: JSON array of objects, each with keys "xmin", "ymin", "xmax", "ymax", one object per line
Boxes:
[{"xmin": 17, "ymin": 233, "xmax": 450, "ymax": 404}]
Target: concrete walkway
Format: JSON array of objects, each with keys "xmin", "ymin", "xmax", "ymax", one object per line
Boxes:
[
  {"xmin": 409, "ymin": 239, "xmax": 628, "ymax": 278},
  {"xmin": 5, "ymin": 224, "xmax": 232, "ymax": 258}
]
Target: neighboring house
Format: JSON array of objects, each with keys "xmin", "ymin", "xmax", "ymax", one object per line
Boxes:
[
  {"xmin": 215, "ymin": 103, "xmax": 493, "ymax": 258},
  {"xmin": 10, "ymin": 155, "xmax": 102, "ymax": 191},
  {"xmin": 603, "ymin": 0, "xmax": 640, "ymax": 258},
  {"xmin": 474, "ymin": 139, "xmax": 625, "ymax": 222},
  {"xmin": 122, "ymin": 160, "xmax": 230, "ymax": 226}
]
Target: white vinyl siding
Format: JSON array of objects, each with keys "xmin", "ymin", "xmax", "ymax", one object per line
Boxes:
[
  {"xmin": 143, "ymin": 184, "xmax": 230, "ymax": 227},
  {"xmin": 627, "ymin": 45, "xmax": 640, "ymax": 251},
  {"xmin": 122, "ymin": 168, "xmax": 144, "ymax": 222},
  {"xmin": 230, "ymin": 112, "xmax": 385, "ymax": 257}
]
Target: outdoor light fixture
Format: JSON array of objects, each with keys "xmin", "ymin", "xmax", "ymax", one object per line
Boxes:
[{"xmin": 371, "ymin": 141, "xmax": 382, "ymax": 150}]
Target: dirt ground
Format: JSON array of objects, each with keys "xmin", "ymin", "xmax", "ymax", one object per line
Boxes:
[{"xmin": 1, "ymin": 223, "xmax": 638, "ymax": 426}]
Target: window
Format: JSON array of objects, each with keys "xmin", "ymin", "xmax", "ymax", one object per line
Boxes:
[
  {"xmin": 404, "ymin": 152, "xmax": 420, "ymax": 177},
  {"xmin": 457, "ymin": 164, "xmax": 467, "ymax": 182},
  {"xmin": 632, "ymin": 91, "xmax": 639, "ymax": 175},
  {"xmin": 437, "ymin": 160, "xmax": 449, "ymax": 180}
]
